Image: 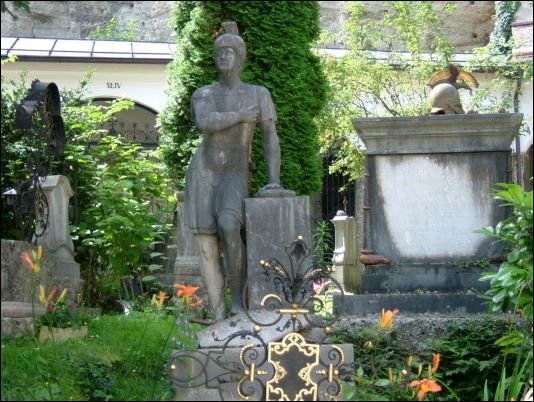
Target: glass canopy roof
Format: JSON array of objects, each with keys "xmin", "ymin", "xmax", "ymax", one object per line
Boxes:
[{"xmin": 1, "ymin": 37, "xmax": 175, "ymax": 61}]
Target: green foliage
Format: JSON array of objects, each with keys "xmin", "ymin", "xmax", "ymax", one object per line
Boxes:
[
  {"xmin": 159, "ymin": 1, "xmax": 327, "ymax": 195},
  {"xmin": 447, "ymin": 258, "xmax": 492, "ymax": 270},
  {"xmin": 483, "ymin": 350, "xmax": 532, "ymax": 402},
  {"xmin": 317, "ymin": 1, "xmax": 454, "ymax": 185},
  {"xmin": 476, "ymin": 183, "xmax": 533, "ymax": 401},
  {"xmin": 86, "ymin": 16, "xmax": 137, "ymax": 41},
  {"xmin": 312, "ymin": 220, "xmax": 334, "ymax": 265},
  {"xmin": 335, "ymin": 314, "xmax": 453, "ymax": 401},
  {"xmin": 487, "ymin": 1, "xmax": 521, "ymax": 55},
  {"xmin": 0, "ymin": 0, "xmax": 29, "ymax": 17},
  {"xmin": 431, "ymin": 319, "xmax": 514, "ymax": 401},
  {"xmin": 478, "ymin": 183, "xmax": 533, "ymax": 318},
  {"xmin": 1, "ymin": 312, "xmax": 197, "ymax": 401},
  {"xmin": 2, "ymin": 65, "xmax": 176, "ymax": 309},
  {"xmin": 70, "ymin": 136, "xmax": 175, "ymax": 307}
]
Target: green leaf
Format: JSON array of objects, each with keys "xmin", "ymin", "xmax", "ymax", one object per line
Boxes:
[
  {"xmin": 148, "ymin": 264, "xmax": 163, "ymax": 272},
  {"xmin": 374, "ymin": 379, "xmax": 391, "ymax": 387},
  {"xmin": 141, "ymin": 275, "xmax": 157, "ymax": 282}
]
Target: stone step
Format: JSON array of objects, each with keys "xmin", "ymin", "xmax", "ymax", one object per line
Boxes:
[
  {"xmin": 1, "ymin": 301, "xmax": 46, "ymax": 337},
  {"xmin": 358, "ymin": 263, "xmax": 497, "ymax": 293},
  {"xmin": 334, "ymin": 293, "xmax": 489, "ymax": 315},
  {"xmin": 1, "ymin": 301, "xmax": 45, "ymax": 318},
  {"xmin": 332, "ymin": 312, "xmax": 513, "ymax": 353}
]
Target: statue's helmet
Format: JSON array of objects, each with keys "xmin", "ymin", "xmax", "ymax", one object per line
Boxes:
[
  {"xmin": 214, "ymin": 21, "xmax": 246, "ymax": 63},
  {"xmin": 428, "ymin": 83, "xmax": 465, "ymax": 114}
]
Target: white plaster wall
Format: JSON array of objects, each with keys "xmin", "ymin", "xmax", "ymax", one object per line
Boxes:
[
  {"xmin": 518, "ymin": 79, "xmax": 533, "ymax": 153},
  {"xmin": 375, "ymin": 155, "xmax": 493, "ymax": 259},
  {"xmin": 2, "ymin": 58, "xmax": 532, "ymax": 159},
  {"xmin": 1, "ymin": 61, "xmax": 168, "ymax": 112}
]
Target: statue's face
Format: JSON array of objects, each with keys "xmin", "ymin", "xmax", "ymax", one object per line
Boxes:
[{"xmin": 215, "ymin": 46, "xmax": 237, "ymax": 73}]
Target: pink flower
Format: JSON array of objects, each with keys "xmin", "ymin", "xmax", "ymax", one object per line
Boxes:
[{"xmin": 312, "ymin": 278, "xmax": 329, "ymax": 295}]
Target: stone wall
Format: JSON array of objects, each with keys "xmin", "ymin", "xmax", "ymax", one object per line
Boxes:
[
  {"xmin": 1, "ymin": 240, "xmax": 82, "ymax": 304},
  {"xmin": 2, "ymin": 1, "xmax": 495, "ymax": 51},
  {"xmin": 1, "ymin": 240, "xmax": 56, "ymax": 303}
]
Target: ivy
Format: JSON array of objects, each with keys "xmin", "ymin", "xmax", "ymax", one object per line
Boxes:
[
  {"xmin": 487, "ymin": 1, "xmax": 521, "ymax": 55},
  {"xmin": 158, "ymin": 1, "xmax": 327, "ymax": 195}
]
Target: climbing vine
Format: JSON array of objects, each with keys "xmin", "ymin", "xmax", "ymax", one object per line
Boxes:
[{"xmin": 487, "ymin": 1, "xmax": 521, "ymax": 55}]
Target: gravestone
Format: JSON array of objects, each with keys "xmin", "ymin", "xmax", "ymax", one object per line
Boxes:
[
  {"xmin": 34, "ymin": 175, "xmax": 80, "ymax": 282},
  {"xmin": 337, "ymin": 113, "xmax": 523, "ymax": 314}
]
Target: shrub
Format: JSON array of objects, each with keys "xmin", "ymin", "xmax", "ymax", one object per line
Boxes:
[{"xmin": 159, "ymin": 1, "xmax": 327, "ymax": 195}]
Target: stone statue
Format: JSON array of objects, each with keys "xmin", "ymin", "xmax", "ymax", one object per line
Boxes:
[
  {"xmin": 184, "ymin": 21, "xmax": 289, "ymax": 321},
  {"xmin": 427, "ymin": 64, "xmax": 479, "ymax": 114}
]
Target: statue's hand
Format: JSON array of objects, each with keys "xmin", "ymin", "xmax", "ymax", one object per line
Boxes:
[
  {"xmin": 256, "ymin": 183, "xmax": 295, "ymax": 198},
  {"xmin": 239, "ymin": 105, "xmax": 258, "ymax": 123}
]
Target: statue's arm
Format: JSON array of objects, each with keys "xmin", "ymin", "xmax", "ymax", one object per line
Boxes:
[
  {"xmin": 259, "ymin": 119, "xmax": 281, "ymax": 185},
  {"xmin": 193, "ymin": 97, "xmax": 257, "ymax": 134}
]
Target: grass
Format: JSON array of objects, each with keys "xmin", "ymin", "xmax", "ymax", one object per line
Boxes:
[{"xmin": 1, "ymin": 311, "xmax": 200, "ymax": 401}]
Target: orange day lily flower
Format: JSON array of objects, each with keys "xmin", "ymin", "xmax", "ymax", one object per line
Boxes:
[
  {"xmin": 173, "ymin": 283, "xmax": 203, "ymax": 308},
  {"xmin": 409, "ymin": 378, "xmax": 442, "ymax": 401},
  {"xmin": 431, "ymin": 353, "xmax": 440, "ymax": 375},
  {"xmin": 21, "ymin": 251, "xmax": 35, "ymax": 271},
  {"xmin": 21, "ymin": 245, "xmax": 43, "ymax": 274},
  {"xmin": 187, "ymin": 295, "xmax": 203, "ymax": 308},
  {"xmin": 154, "ymin": 291, "xmax": 166, "ymax": 310},
  {"xmin": 46, "ymin": 287, "xmax": 58, "ymax": 304},
  {"xmin": 38, "ymin": 284, "xmax": 47, "ymax": 305},
  {"xmin": 173, "ymin": 284, "xmax": 199, "ymax": 302},
  {"xmin": 379, "ymin": 308, "xmax": 399, "ymax": 329}
]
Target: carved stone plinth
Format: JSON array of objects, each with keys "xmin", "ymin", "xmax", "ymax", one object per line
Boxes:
[{"xmin": 244, "ymin": 196, "xmax": 312, "ymax": 309}]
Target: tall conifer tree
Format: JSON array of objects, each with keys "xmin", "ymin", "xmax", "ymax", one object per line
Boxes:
[{"xmin": 159, "ymin": 1, "xmax": 327, "ymax": 195}]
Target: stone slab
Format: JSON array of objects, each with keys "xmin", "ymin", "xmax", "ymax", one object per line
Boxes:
[
  {"xmin": 1, "ymin": 240, "xmax": 56, "ymax": 303},
  {"xmin": 367, "ymin": 152, "xmax": 510, "ymax": 263},
  {"xmin": 1, "ymin": 301, "xmax": 45, "ymax": 318},
  {"xmin": 334, "ymin": 293, "xmax": 488, "ymax": 315},
  {"xmin": 245, "ymin": 196, "xmax": 312, "ymax": 309},
  {"xmin": 359, "ymin": 263, "xmax": 497, "ymax": 293},
  {"xmin": 1, "ymin": 317, "xmax": 35, "ymax": 336},
  {"xmin": 197, "ymin": 310, "xmax": 312, "ymax": 349}
]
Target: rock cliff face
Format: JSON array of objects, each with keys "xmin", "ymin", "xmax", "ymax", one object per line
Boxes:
[{"xmin": 1, "ymin": 1, "xmax": 495, "ymax": 51}]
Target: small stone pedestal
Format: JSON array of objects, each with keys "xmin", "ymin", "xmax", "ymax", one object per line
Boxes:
[
  {"xmin": 331, "ymin": 210, "xmax": 360, "ymax": 292},
  {"xmin": 34, "ymin": 175, "xmax": 80, "ymax": 282},
  {"xmin": 245, "ymin": 196, "xmax": 312, "ymax": 309}
]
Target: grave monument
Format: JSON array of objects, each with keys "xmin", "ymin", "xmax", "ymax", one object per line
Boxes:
[
  {"xmin": 336, "ymin": 65, "xmax": 523, "ymax": 314},
  {"xmin": 170, "ymin": 21, "xmax": 353, "ymax": 401}
]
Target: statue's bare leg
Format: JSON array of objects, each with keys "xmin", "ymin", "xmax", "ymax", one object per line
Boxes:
[
  {"xmin": 196, "ymin": 234, "xmax": 226, "ymax": 321},
  {"xmin": 217, "ymin": 213, "xmax": 246, "ymax": 315}
]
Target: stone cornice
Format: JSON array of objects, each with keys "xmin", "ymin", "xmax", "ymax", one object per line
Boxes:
[{"xmin": 352, "ymin": 113, "xmax": 524, "ymax": 155}]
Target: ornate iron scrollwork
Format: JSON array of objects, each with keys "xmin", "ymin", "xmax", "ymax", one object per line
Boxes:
[
  {"xmin": 9, "ymin": 80, "xmax": 66, "ymax": 242},
  {"xmin": 242, "ymin": 236, "xmax": 346, "ymax": 337},
  {"xmin": 168, "ymin": 237, "xmax": 352, "ymax": 401}
]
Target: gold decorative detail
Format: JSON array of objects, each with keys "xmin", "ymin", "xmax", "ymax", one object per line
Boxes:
[
  {"xmin": 267, "ymin": 332, "xmax": 320, "ymax": 400},
  {"xmin": 260, "ymin": 294, "xmax": 282, "ymax": 307},
  {"xmin": 279, "ymin": 308, "xmax": 309, "ymax": 315},
  {"xmin": 324, "ymin": 326, "xmax": 332, "ymax": 335},
  {"xmin": 254, "ymin": 325, "xmax": 261, "ymax": 334}
]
